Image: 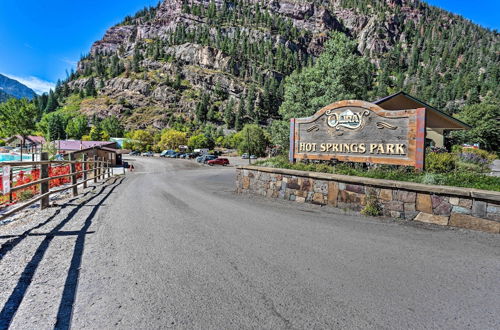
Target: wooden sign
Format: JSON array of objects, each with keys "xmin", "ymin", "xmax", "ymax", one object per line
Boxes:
[{"xmin": 289, "ymin": 100, "xmax": 425, "ymax": 169}]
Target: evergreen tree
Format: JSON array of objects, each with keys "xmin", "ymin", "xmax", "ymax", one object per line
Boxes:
[
  {"xmin": 45, "ymin": 90, "xmax": 59, "ymax": 113},
  {"xmin": 85, "ymin": 77, "xmax": 97, "ymax": 97}
]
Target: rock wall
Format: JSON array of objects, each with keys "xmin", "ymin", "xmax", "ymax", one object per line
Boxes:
[{"xmin": 236, "ymin": 166, "xmax": 500, "ymax": 234}]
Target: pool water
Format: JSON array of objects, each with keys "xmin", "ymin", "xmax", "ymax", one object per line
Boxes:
[{"xmin": 0, "ymin": 153, "xmax": 32, "ymax": 162}]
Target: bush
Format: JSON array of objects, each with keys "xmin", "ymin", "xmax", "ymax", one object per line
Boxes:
[
  {"xmin": 18, "ymin": 190, "xmax": 35, "ymax": 201},
  {"xmin": 425, "ymin": 152, "xmax": 456, "ymax": 173},
  {"xmin": 361, "ymin": 193, "xmax": 382, "ymax": 216},
  {"xmin": 0, "ymin": 139, "xmax": 5, "ymax": 146}
]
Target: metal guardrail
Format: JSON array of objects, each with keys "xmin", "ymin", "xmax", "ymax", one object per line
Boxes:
[{"xmin": 0, "ymin": 152, "xmax": 114, "ymax": 221}]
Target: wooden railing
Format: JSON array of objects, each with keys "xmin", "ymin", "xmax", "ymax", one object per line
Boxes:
[{"xmin": 0, "ymin": 152, "xmax": 115, "ymax": 221}]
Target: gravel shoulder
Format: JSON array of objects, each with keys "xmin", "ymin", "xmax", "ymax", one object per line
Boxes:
[{"xmin": 1, "ymin": 157, "xmax": 499, "ymax": 329}]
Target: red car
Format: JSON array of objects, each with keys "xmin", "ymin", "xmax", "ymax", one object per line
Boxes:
[{"xmin": 207, "ymin": 158, "xmax": 229, "ymax": 166}]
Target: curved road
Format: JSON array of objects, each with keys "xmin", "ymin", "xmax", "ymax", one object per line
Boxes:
[{"xmin": 0, "ymin": 157, "xmax": 499, "ymax": 329}]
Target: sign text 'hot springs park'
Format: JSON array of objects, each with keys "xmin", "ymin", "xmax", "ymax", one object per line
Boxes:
[{"xmin": 289, "ymin": 100, "xmax": 426, "ymax": 169}]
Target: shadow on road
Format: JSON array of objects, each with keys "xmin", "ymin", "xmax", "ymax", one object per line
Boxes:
[{"xmin": 0, "ymin": 177, "xmax": 124, "ymax": 330}]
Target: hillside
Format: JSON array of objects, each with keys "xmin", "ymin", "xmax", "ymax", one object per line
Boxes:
[
  {"xmin": 0, "ymin": 74, "xmax": 37, "ymax": 100},
  {"xmin": 49, "ymin": 0, "xmax": 498, "ymax": 130}
]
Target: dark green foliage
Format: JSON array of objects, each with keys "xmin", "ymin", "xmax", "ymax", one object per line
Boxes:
[
  {"xmin": 65, "ymin": 115, "xmax": 88, "ymax": 139},
  {"xmin": 44, "ymin": 90, "xmax": 59, "ymax": 113},
  {"xmin": 101, "ymin": 116, "xmax": 124, "ymax": 137},
  {"xmin": 450, "ymin": 98, "xmax": 500, "ymax": 151},
  {"xmin": 85, "ymin": 77, "xmax": 97, "ymax": 97}
]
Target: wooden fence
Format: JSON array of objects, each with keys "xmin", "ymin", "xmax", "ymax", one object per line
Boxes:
[{"xmin": 0, "ymin": 152, "xmax": 114, "ymax": 221}]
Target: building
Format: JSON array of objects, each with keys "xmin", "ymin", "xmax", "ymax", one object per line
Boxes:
[
  {"xmin": 6, "ymin": 135, "xmax": 46, "ymax": 152},
  {"xmin": 52, "ymin": 140, "xmax": 117, "ymax": 154},
  {"xmin": 69, "ymin": 145, "xmax": 122, "ymax": 166},
  {"xmin": 374, "ymin": 92, "xmax": 470, "ymax": 148}
]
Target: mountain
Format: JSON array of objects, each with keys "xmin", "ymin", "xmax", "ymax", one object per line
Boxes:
[
  {"xmin": 0, "ymin": 90, "xmax": 12, "ymax": 103},
  {"xmin": 54, "ymin": 0, "xmax": 498, "ymax": 130},
  {"xmin": 0, "ymin": 74, "xmax": 37, "ymax": 100}
]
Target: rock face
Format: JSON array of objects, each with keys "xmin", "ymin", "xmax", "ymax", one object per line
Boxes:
[{"xmin": 64, "ymin": 0, "xmax": 498, "ymax": 129}]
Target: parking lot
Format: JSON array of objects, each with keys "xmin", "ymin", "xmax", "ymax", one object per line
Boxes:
[{"xmin": 127, "ymin": 152, "xmax": 262, "ymax": 168}]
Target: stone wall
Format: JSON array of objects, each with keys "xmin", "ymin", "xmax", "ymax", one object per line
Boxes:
[{"xmin": 236, "ymin": 166, "xmax": 500, "ymax": 234}]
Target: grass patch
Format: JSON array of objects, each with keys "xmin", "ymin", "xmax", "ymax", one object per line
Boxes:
[{"xmin": 254, "ymin": 156, "xmax": 500, "ymax": 192}]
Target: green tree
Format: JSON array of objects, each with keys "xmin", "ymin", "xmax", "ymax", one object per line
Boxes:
[
  {"xmin": 65, "ymin": 115, "xmax": 88, "ymax": 139},
  {"xmin": 44, "ymin": 90, "xmax": 59, "ymax": 113},
  {"xmin": 89, "ymin": 126, "xmax": 103, "ymax": 141},
  {"xmin": 0, "ymin": 98, "xmax": 39, "ymax": 159},
  {"xmin": 451, "ymin": 99, "xmax": 500, "ymax": 151},
  {"xmin": 235, "ymin": 124, "xmax": 269, "ymax": 157},
  {"xmin": 188, "ymin": 134, "xmax": 214, "ymax": 150},
  {"xmin": 279, "ymin": 32, "xmax": 373, "ymax": 121},
  {"xmin": 273, "ymin": 32, "xmax": 374, "ymax": 147},
  {"xmin": 101, "ymin": 116, "xmax": 124, "ymax": 137},
  {"xmin": 85, "ymin": 77, "xmax": 97, "ymax": 97},
  {"xmin": 224, "ymin": 98, "xmax": 235, "ymax": 128}
]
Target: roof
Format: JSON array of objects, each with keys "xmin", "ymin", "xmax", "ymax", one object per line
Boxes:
[
  {"xmin": 53, "ymin": 140, "xmax": 117, "ymax": 151},
  {"xmin": 373, "ymin": 91, "xmax": 471, "ymax": 130},
  {"xmin": 7, "ymin": 135, "xmax": 46, "ymax": 144}
]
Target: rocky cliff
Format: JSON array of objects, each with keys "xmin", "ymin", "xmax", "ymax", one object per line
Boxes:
[{"xmin": 60, "ymin": 0, "xmax": 498, "ymax": 129}]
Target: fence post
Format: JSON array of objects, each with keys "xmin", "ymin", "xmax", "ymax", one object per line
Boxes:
[
  {"xmin": 108, "ymin": 160, "xmax": 111, "ymax": 178},
  {"xmin": 9, "ymin": 169, "xmax": 13, "ymax": 203},
  {"xmin": 94, "ymin": 156, "xmax": 98, "ymax": 183},
  {"xmin": 40, "ymin": 152, "xmax": 49, "ymax": 209},
  {"xmin": 100, "ymin": 158, "xmax": 104, "ymax": 180},
  {"xmin": 98, "ymin": 157, "xmax": 103, "ymax": 181},
  {"xmin": 69, "ymin": 153, "xmax": 78, "ymax": 197},
  {"xmin": 83, "ymin": 154, "xmax": 88, "ymax": 189}
]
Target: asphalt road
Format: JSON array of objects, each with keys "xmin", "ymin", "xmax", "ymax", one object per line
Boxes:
[{"xmin": 0, "ymin": 157, "xmax": 499, "ymax": 329}]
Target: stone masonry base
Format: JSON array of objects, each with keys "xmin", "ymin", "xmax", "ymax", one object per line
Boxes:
[{"xmin": 236, "ymin": 166, "xmax": 500, "ymax": 234}]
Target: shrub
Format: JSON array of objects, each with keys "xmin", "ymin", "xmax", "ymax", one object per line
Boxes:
[
  {"xmin": 361, "ymin": 193, "xmax": 382, "ymax": 216},
  {"xmin": 0, "ymin": 139, "xmax": 5, "ymax": 146},
  {"xmin": 425, "ymin": 152, "xmax": 456, "ymax": 173},
  {"xmin": 18, "ymin": 190, "xmax": 35, "ymax": 201}
]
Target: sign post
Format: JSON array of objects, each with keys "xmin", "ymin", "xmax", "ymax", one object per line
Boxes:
[
  {"xmin": 289, "ymin": 100, "xmax": 425, "ymax": 169},
  {"xmin": 2, "ymin": 166, "xmax": 11, "ymax": 196}
]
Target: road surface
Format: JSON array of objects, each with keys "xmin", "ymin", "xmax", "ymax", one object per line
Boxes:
[{"xmin": 0, "ymin": 157, "xmax": 499, "ymax": 329}]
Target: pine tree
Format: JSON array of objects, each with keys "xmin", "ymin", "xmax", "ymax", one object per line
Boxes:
[
  {"xmin": 44, "ymin": 90, "xmax": 59, "ymax": 113},
  {"xmin": 85, "ymin": 77, "xmax": 97, "ymax": 97}
]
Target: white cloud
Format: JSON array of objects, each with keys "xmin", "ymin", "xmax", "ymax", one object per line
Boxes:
[{"xmin": 2, "ymin": 73, "xmax": 56, "ymax": 95}]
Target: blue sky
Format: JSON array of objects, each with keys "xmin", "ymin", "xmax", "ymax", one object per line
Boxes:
[{"xmin": 0, "ymin": 0, "xmax": 498, "ymax": 94}]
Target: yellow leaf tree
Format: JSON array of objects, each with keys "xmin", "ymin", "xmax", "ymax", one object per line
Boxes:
[{"xmin": 157, "ymin": 129, "xmax": 188, "ymax": 151}]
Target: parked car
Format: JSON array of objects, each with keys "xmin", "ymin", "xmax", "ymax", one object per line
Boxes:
[
  {"xmin": 207, "ymin": 158, "xmax": 229, "ymax": 166},
  {"xmin": 141, "ymin": 151, "xmax": 154, "ymax": 157},
  {"xmin": 160, "ymin": 150, "xmax": 175, "ymax": 157},
  {"xmin": 242, "ymin": 153, "xmax": 249, "ymax": 159},
  {"xmin": 250, "ymin": 155, "xmax": 257, "ymax": 160},
  {"xmin": 129, "ymin": 151, "xmax": 140, "ymax": 156},
  {"xmin": 203, "ymin": 155, "xmax": 217, "ymax": 163},
  {"xmin": 197, "ymin": 155, "xmax": 217, "ymax": 163}
]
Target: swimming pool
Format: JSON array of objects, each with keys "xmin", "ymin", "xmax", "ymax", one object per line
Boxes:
[{"xmin": 0, "ymin": 153, "xmax": 32, "ymax": 162}]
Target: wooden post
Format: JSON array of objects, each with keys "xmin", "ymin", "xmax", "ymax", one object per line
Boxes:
[
  {"xmin": 69, "ymin": 153, "xmax": 78, "ymax": 197},
  {"xmin": 108, "ymin": 161, "xmax": 111, "ymax": 178},
  {"xmin": 9, "ymin": 169, "xmax": 13, "ymax": 204},
  {"xmin": 93, "ymin": 155, "xmax": 98, "ymax": 183},
  {"xmin": 83, "ymin": 154, "xmax": 88, "ymax": 189},
  {"xmin": 99, "ymin": 157, "xmax": 103, "ymax": 180},
  {"xmin": 40, "ymin": 152, "xmax": 49, "ymax": 209}
]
